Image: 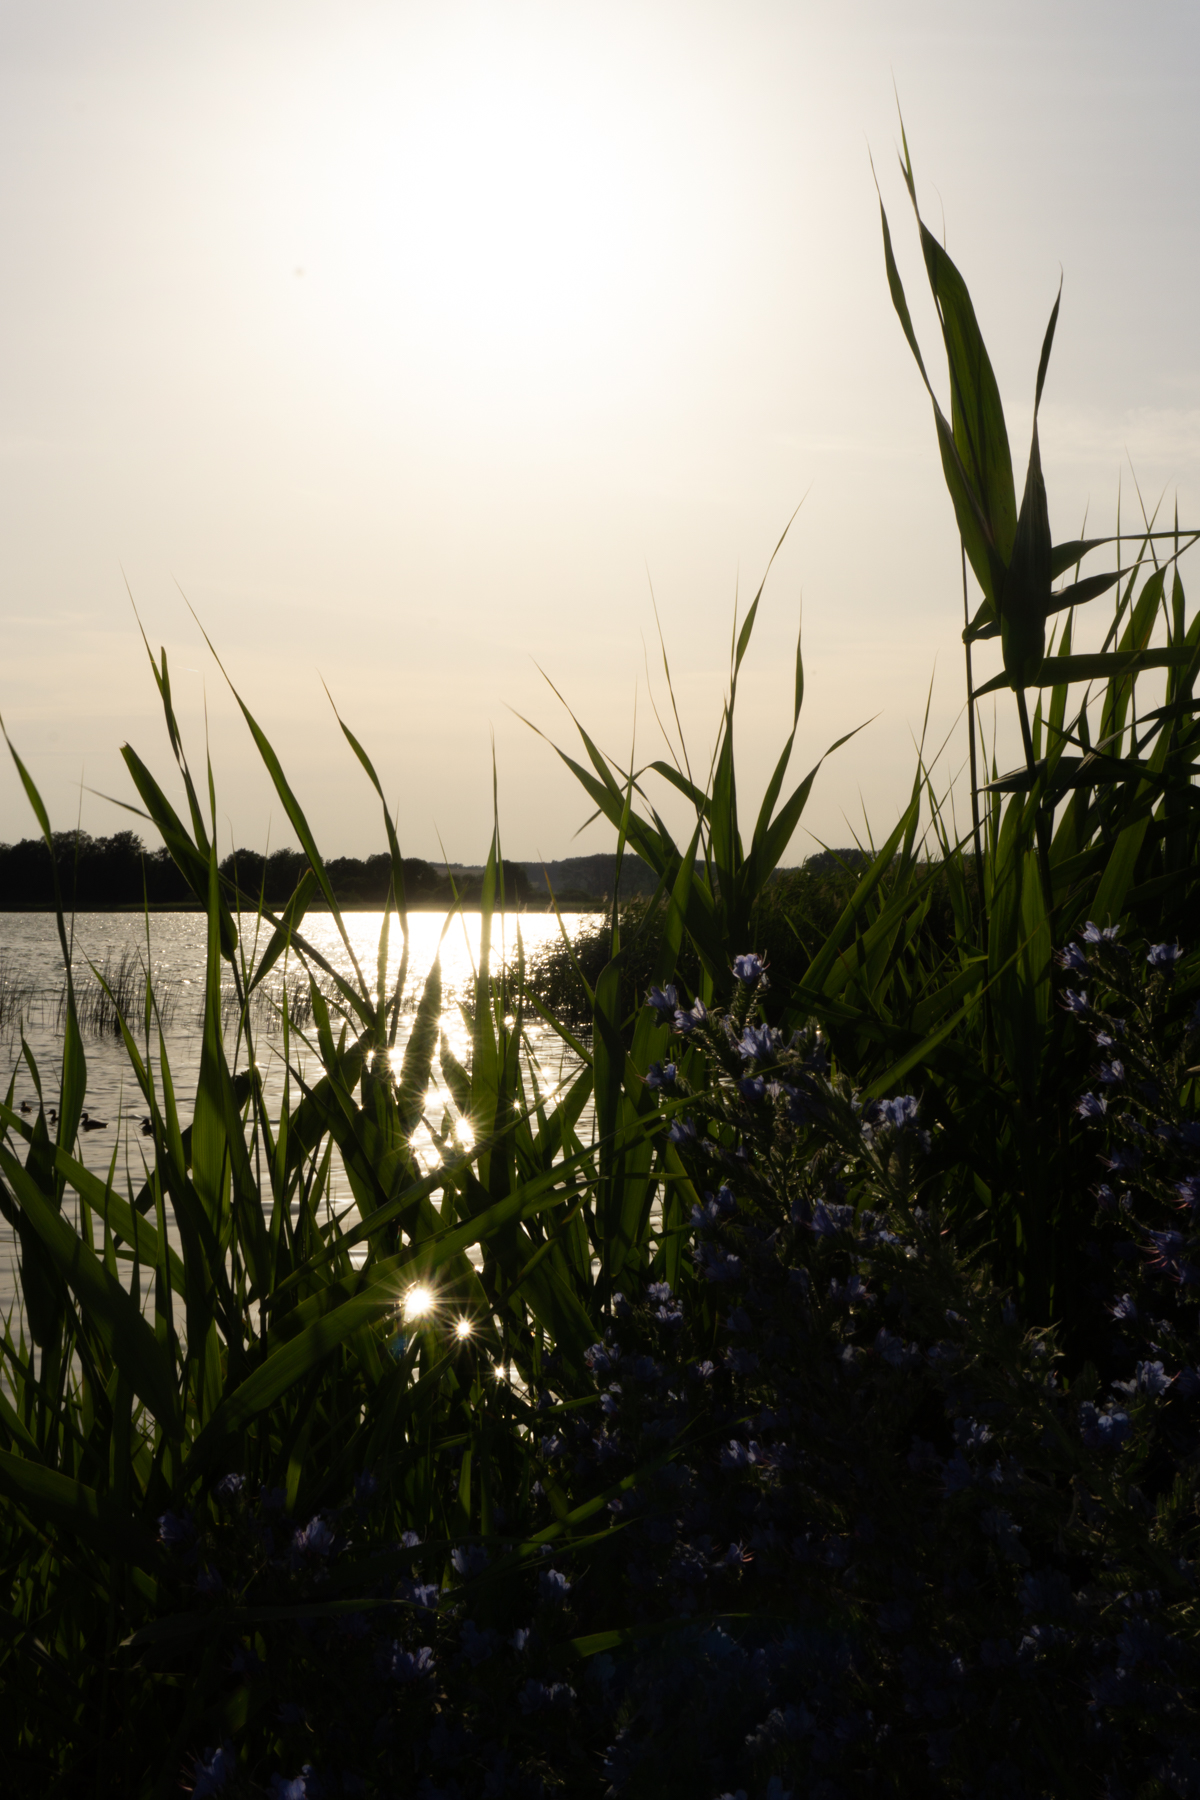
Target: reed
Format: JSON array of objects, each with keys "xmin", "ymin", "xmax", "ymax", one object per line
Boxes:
[
  {"xmin": 0, "ymin": 951, "xmax": 37, "ymax": 1042},
  {"xmin": 57, "ymin": 947, "xmax": 182, "ymax": 1038}
]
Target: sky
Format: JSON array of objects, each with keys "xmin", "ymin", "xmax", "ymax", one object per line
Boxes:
[{"xmin": 0, "ymin": 0, "xmax": 1197, "ymax": 870}]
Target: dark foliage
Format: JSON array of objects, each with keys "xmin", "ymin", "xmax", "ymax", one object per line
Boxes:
[{"xmin": 62, "ymin": 936, "xmax": 1197, "ymax": 1800}]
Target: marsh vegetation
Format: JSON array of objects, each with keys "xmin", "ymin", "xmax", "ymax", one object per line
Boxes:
[{"xmin": 2, "ymin": 154, "xmax": 1199, "ymax": 1797}]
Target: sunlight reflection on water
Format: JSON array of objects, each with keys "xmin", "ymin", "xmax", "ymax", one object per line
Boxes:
[{"xmin": 0, "ymin": 909, "xmax": 592, "ymax": 1318}]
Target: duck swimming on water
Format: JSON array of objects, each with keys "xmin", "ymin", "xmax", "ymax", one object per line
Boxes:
[
  {"xmin": 80, "ymin": 1112, "xmax": 108, "ymax": 1131},
  {"xmin": 139, "ymin": 1115, "xmax": 153, "ymax": 1136}
]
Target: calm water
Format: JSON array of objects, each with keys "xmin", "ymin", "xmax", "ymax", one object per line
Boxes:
[{"xmin": 0, "ymin": 910, "xmax": 591, "ymax": 1319}]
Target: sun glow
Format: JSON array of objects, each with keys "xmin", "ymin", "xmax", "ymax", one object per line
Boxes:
[{"xmin": 402, "ymin": 1284, "xmax": 436, "ymax": 1322}]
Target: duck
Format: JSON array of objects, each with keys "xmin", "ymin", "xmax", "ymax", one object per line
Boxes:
[
  {"xmin": 80, "ymin": 1112, "xmax": 109, "ymax": 1132},
  {"xmin": 48, "ymin": 1109, "xmax": 58, "ymax": 1125},
  {"xmin": 19, "ymin": 1099, "xmax": 33, "ymax": 1115},
  {"xmin": 139, "ymin": 1115, "xmax": 153, "ymax": 1136}
]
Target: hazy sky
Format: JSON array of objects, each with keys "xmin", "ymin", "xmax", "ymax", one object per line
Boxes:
[{"xmin": 1, "ymin": 0, "xmax": 1197, "ymax": 870}]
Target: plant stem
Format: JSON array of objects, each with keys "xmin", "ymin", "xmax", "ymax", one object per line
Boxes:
[
  {"xmin": 962, "ymin": 543, "xmax": 991, "ymax": 1073},
  {"xmin": 1015, "ymin": 684, "xmax": 1053, "ymax": 913}
]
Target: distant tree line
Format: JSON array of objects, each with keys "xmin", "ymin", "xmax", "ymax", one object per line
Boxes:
[
  {"xmin": 0, "ymin": 832, "xmax": 868, "ymax": 912},
  {"xmin": 0, "ymin": 831, "xmax": 193, "ymax": 907},
  {"xmin": 0, "ymin": 831, "xmax": 537, "ymax": 910}
]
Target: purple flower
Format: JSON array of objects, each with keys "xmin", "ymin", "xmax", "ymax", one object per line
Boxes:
[
  {"xmin": 738, "ymin": 1022, "xmax": 781, "ymax": 1063},
  {"xmin": 518, "ymin": 1678, "xmax": 575, "ymax": 1714},
  {"xmin": 1061, "ymin": 989, "xmax": 1090, "ymax": 1015},
  {"xmin": 539, "ymin": 1568, "xmax": 572, "ymax": 1604},
  {"xmin": 643, "ymin": 1061, "xmax": 677, "ymax": 1091},
  {"xmin": 732, "ymin": 953, "xmax": 767, "ymax": 987},
  {"xmin": 1125, "ymin": 1360, "xmax": 1173, "ymax": 1397},
  {"xmin": 1056, "ymin": 943, "xmax": 1089, "ymax": 972},
  {"xmin": 1076, "ymin": 1092, "xmax": 1106, "ymax": 1120},
  {"xmin": 382, "ymin": 1642, "xmax": 435, "ymax": 1684},
  {"xmin": 157, "ymin": 1510, "xmax": 194, "ymax": 1549},
  {"xmin": 874, "ymin": 1328, "xmax": 918, "ymax": 1368},
  {"xmin": 691, "ymin": 1360, "xmax": 716, "ymax": 1381},
  {"xmin": 874, "ymin": 1094, "xmax": 920, "ymax": 1130},
  {"xmin": 1110, "ymin": 1293, "xmax": 1138, "ymax": 1321},
  {"xmin": 584, "ymin": 1343, "xmax": 614, "ymax": 1376},
  {"xmin": 720, "ymin": 1440, "xmax": 753, "ymax": 1469},
  {"xmin": 1079, "ymin": 1403, "xmax": 1131, "ymax": 1451},
  {"xmin": 673, "ymin": 998, "xmax": 708, "ymax": 1035},
  {"xmin": 1103, "ymin": 1144, "xmax": 1142, "ymax": 1175},
  {"xmin": 292, "ymin": 1517, "xmax": 334, "ymax": 1560},
  {"xmin": 646, "ymin": 984, "xmax": 679, "ymax": 1022},
  {"xmin": 953, "ymin": 1417, "xmax": 992, "ymax": 1452},
  {"xmin": 693, "ymin": 1243, "xmax": 742, "ymax": 1283},
  {"xmin": 1082, "ymin": 921, "xmax": 1122, "ymax": 944},
  {"xmin": 191, "ymin": 1744, "xmax": 235, "ymax": 1799},
  {"xmin": 1147, "ymin": 942, "xmax": 1182, "ymax": 967},
  {"xmin": 775, "ymin": 1080, "xmax": 815, "ymax": 1127},
  {"xmin": 1144, "ymin": 1228, "xmax": 1186, "ymax": 1275},
  {"xmin": 213, "ymin": 1473, "xmax": 245, "ymax": 1506},
  {"xmin": 667, "ymin": 1115, "xmax": 700, "ymax": 1147},
  {"xmin": 451, "ymin": 1544, "xmax": 489, "ymax": 1578},
  {"xmin": 739, "ymin": 1076, "xmax": 766, "ymax": 1107},
  {"xmin": 1176, "ymin": 1176, "xmax": 1200, "ymax": 1210},
  {"xmin": 400, "ymin": 1580, "xmax": 440, "ymax": 1610},
  {"xmin": 810, "ymin": 1201, "xmax": 855, "ymax": 1237},
  {"xmin": 267, "ymin": 1771, "xmax": 314, "ymax": 1800},
  {"xmin": 510, "ymin": 1627, "xmax": 532, "ymax": 1652}
]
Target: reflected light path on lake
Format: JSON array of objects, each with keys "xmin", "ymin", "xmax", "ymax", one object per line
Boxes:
[{"xmin": 0, "ymin": 909, "xmax": 593, "ymax": 1320}]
